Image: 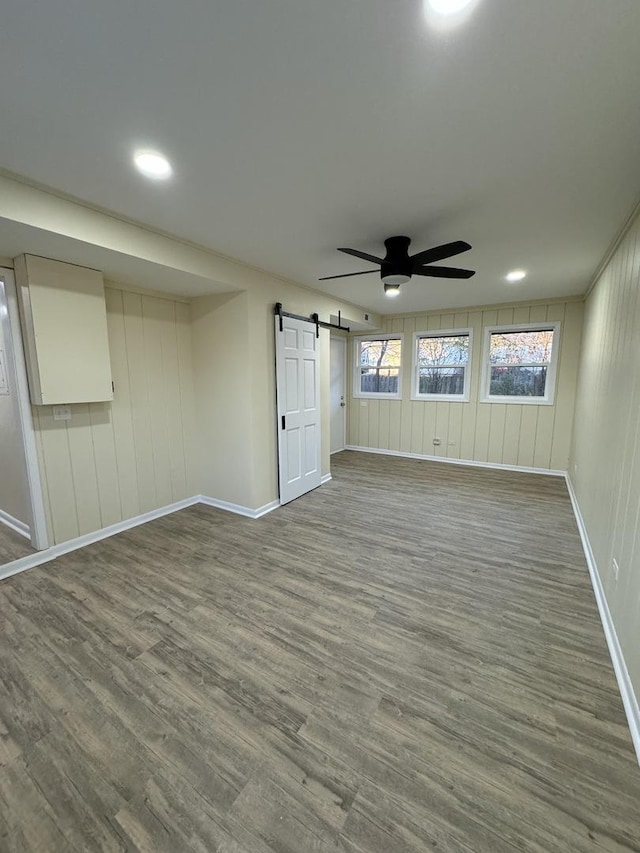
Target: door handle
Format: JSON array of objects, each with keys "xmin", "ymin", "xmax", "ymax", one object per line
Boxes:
[{"xmin": 340, "ymin": 402, "xmax": 346, "ymax": 407}]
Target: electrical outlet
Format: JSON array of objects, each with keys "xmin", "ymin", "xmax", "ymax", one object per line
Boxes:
[
  {"xmin": 433, "ymin": 437, "xmax": 441, "ymax": 446},
  {"xmin": 53, "ymin": 405, "xmax": 71, "ymax": 421},
  {"xmin": 612, "ymin": 558, "xmax": 619, "ymax": 583}
]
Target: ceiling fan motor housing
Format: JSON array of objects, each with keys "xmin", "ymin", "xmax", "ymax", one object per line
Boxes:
[{"xmin": 381, "ymin": 235, "xmax": 413, "ymax": 284}]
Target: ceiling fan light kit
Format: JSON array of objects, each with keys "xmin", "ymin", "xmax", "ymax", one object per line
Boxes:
[
  {"xmin": 320, "ymin": 235, "xmax": 475, "ymax": 295},
  {"xmin": 382, "ymin": 273, "xmax": 411, "ymax": 287}
]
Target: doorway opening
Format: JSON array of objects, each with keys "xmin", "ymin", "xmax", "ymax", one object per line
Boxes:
[
  {"xmin": 0, "ymin": 268, "xmax": 48, "ymax": 567},
  {"xmin": 330, "ymin": 335, "xmax": 347, "ymax": 454}
]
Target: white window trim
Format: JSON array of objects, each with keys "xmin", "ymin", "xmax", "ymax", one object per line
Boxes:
[
  {"xmin": 411, "ymin": 327, "xmax": 473, "ymax": 403},
  {"xmin": 480, "ymin": 321, "xmax": 561, "ymax": 406},
  {"xmin": 353, "ymin": 333, "xmax": 404, "ymax": 400}
]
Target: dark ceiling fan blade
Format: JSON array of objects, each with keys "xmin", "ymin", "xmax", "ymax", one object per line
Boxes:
[
  {"xmin": 337, "ymin": 247, "xmax": 384, "ymax": 265},
  {"xmin": 414, "ymin": 266, "xmax": 476, "ymax": 279},
  {"xmin": 410, "ymin": 241, "xmax": 472, "ymax": 267},
  {"xmin": 318, "ymin": 269, "xmax": 379, "ymax": 281}
]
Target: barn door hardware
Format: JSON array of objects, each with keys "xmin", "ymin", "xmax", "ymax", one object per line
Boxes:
[{"xmin": 274, "ymin": 303, "xmax": 350, "ymax": 336}]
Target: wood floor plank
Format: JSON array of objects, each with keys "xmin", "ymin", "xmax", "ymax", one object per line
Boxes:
[
  {"xmin": 0, "ymin": 450, "xmax": 639, "ymax": 852},
  {"xmin": 0, "ymin": 524, "xmax": 34, "ymax": 564}
]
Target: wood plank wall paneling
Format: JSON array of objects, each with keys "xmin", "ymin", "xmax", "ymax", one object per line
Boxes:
[
  {"xmin": 348, "ymin": 299, "xmax": 584, "ymax": 472},
  {"xmin": 31, "ymin": 287, "xmax": 195, "ymax": 545},
  {"xmin": 571, "ymin": 213, "xmax": 640, "ymax": 703}
]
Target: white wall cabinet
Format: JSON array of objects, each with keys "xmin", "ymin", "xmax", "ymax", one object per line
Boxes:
[{"xmin": 15, "ymin": 255, "xmax": 113, "ymax": 405}]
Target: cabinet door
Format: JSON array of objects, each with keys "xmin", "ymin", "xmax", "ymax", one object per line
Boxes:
[{"xmin": 16, "ymin": 255, "xmax": 113, "ymax": 405}]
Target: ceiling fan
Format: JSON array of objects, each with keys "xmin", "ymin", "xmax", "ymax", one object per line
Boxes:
[{"xmin": 319, "ymin": 236, "xmax": 475, "ymax": 296}]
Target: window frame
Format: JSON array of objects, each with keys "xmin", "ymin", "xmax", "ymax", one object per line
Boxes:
[
  {"xmin": 410, "ymin": 327, "xmax": 473, "ymax": 403},
  {"xmin": 353, "ymin": 333, "xmax": 404, "ymax": 400},
  {"xmin": 480, "ymin": 321, "xmax": 561, "ymax": 406}
]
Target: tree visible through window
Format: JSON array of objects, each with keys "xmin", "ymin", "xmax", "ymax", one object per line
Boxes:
[
  {"xmin": 358, "ymin": 337, "xmax": 402, "ymax": 395},
  {"xmin": 415, "ymin": 332, "xmax": 470, "ymax": 398},
  {"xmin": 488, "ymin": 328, "xmax": 555, "ymax": 398}
]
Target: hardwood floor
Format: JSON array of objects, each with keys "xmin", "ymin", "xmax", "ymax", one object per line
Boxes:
[
  {"xmin": 0, "ymin": 522, "xmax": 34, "ymax": 565},
  {"xmin": 0, "ymin": 450, "xmax": 639, "ymax": 852}
]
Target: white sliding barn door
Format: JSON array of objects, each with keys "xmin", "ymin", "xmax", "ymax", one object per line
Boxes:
[{"xmin": 275, "ymin": 315, "xmax": 321, "ymax": 504}]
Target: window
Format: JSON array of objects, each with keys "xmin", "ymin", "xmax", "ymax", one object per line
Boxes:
[
  {"xmin": 354, "ymin": 335, "xmax": 403, "ymax": 398},
  {"xmin": 411, "ymin": 329, "xmax": 472, "ymax": 401},
  {"xmin": 481, "ymin": 322, "xmax": 560, "ymax": 404}
]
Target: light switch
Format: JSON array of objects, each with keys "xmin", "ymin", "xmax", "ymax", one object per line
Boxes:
[{"xmin": 53, "ymin": 405, "xmax": 71, "ymax": 421}]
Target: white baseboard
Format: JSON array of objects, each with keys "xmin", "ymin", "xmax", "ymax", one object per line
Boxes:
[
  {"xmin": 199, "ymin": 495, "xmax": 280, "ymax": 519},
  {"xmin": 345, "ymin": 445, "xmax": 566, "ymax": 477},
  {"xmin": 0, "ymin": 474, "xmax": 331, "ymax": 580},
  {"xmin": 0, "ymin": 476, "xmax": 344, "ymax": 583},
  {"xmin": 321, "ymin": 473, "xmax": 332, "ymax": 485},
  {"xmin": 0, "ymin": 508, "xmax": 30, "ymax": 540},
  {"xmin": 0, "ymin": 492, "xmax": 287, "ymax": 583},
  {"xmin": 565, "ymin": 475, "xmax": 640, "ymax": 767},
  {"xmin": 0, "ymin": 496, "xmax": 201, "ymax": 583}
]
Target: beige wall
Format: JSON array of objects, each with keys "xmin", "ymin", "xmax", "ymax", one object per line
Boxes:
[
  {"xmin": 32, "ymin": 283, "xmax": 196, "ymax": 545},
  {"xmin": 0, "ymin": 279, "xmax": 31, "ymax": 528},
  {"xmin": 570, "ymin": 212, "xmax": 640, "ymax": 706},
  {"xmin": 191, "ymin": 292, "xmax": 255, "ymax": 508},
  {"xmin": 348, "ymin": 299, "xmax": 584, "ymax": 472}
]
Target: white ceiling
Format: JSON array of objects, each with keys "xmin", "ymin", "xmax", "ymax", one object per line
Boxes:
[
  {"xmin": 0, "ymin": 218, "xmax": 231, "ymax": 296},
  {"xmin": 1, "ymin": 0, "xmax": 640, "ymax": 314}
]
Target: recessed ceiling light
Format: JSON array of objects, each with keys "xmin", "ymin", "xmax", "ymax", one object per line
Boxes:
[
  {"xmin": 427, "ymin": 0, "xmax": 476, "ymax": 16},
  {"xmin": 506, "ymin": 269, "xmax": 527, "ymax": 282},
  {"xmin": 133, "ymin": 149, "xmax": 173, "ymax": 180}
]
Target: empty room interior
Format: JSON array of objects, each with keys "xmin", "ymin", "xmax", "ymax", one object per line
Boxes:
[{"xmin": 1, "ymin": 1, "xmax": 640, "ymax": 851}]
